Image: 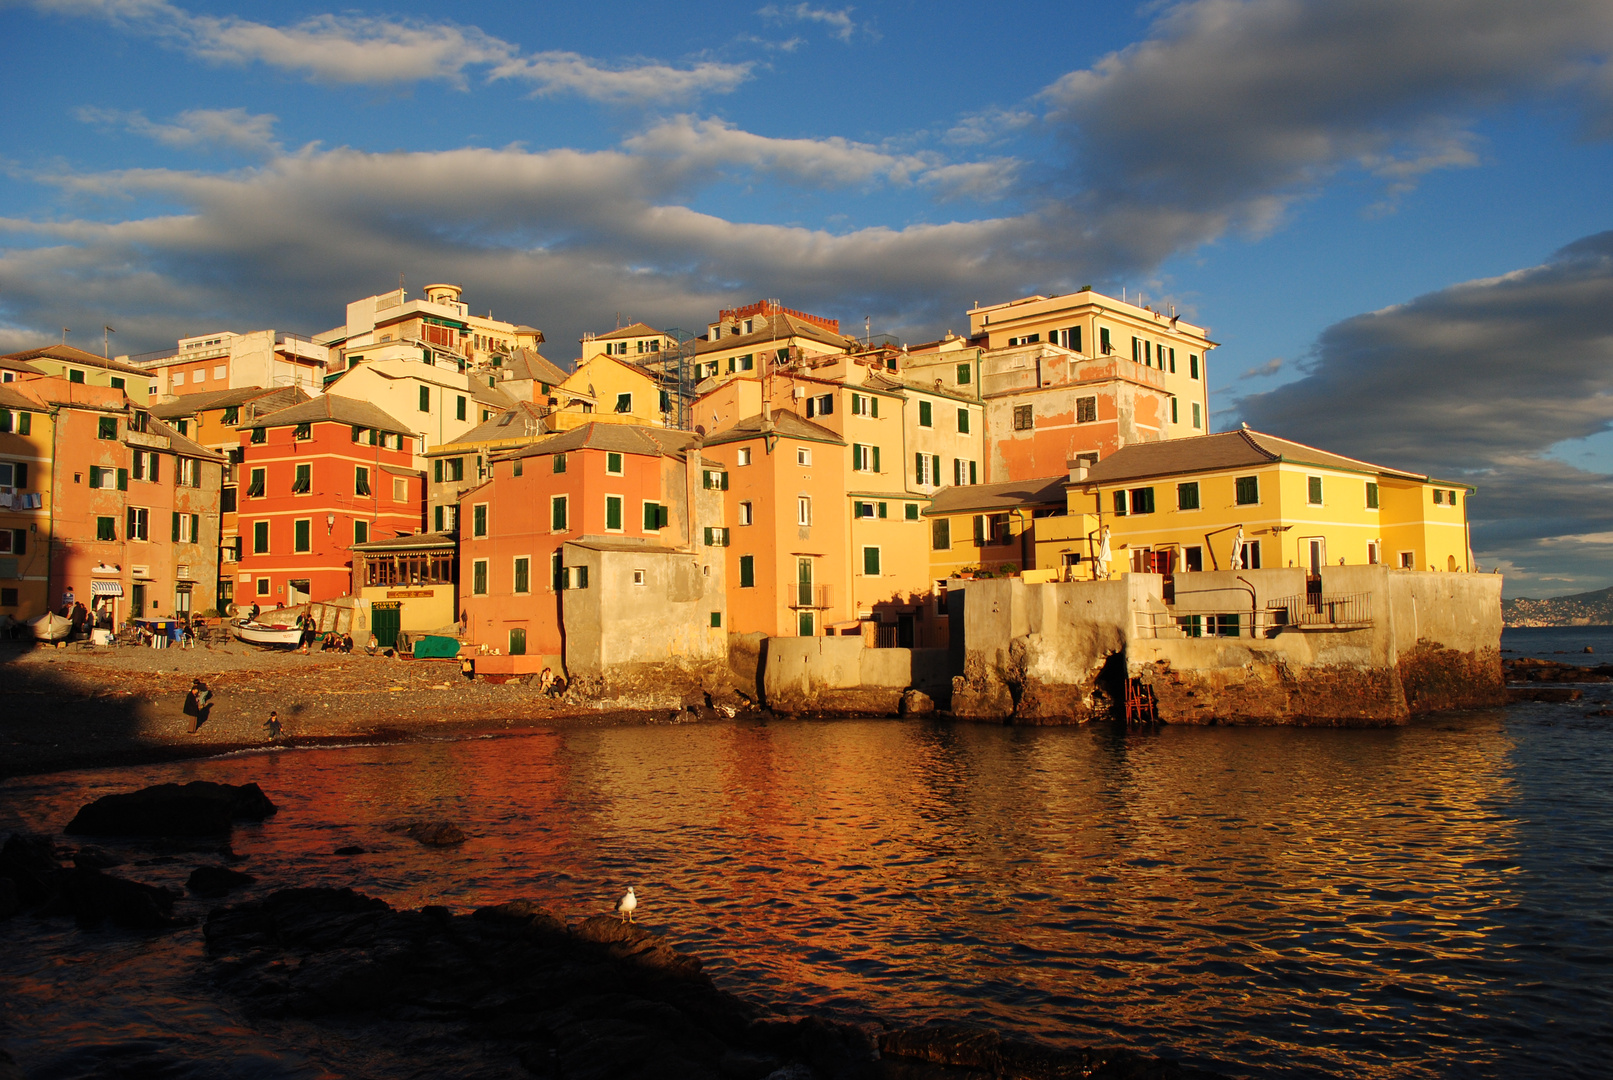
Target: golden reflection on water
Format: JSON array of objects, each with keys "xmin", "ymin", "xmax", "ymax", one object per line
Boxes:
[{"xmin": 0, "ymin": 711, "xmax": 1567, "ymax": 1079}]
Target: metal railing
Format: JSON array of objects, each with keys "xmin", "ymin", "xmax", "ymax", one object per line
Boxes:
[
  {"xmin": 1269, "ymin": 592, "xmax": 1373, "ymax": 628},
  {"xmin": 789, "ymin": 584, "xmax": 834, "ymax": 609},
  {"xmin": 1134, "ymin": 609, "xmax": 1284, "ymax": 639}
]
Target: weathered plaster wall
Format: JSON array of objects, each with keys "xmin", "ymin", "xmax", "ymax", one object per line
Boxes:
[{"xmin": 763, "ymin": 637, "xmax": 950, "ymax": 714}]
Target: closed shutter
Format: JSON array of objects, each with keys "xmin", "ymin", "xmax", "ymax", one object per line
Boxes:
[
  {"xmin": 191, "ymin": 514, "xmax": 199, "ymax": 542},
  {"xmin": 171, "ymin": 512, "xmax": 180, "ymax": 542},
  {"xmin": 872, "ymin": 446, "xmax": 880, "ymax": 472},
  {"xmin": 739, "ymin": 555, "xmax": 754, "ymax": 588},
  {"xmin": 117, "ymin": 468, "xmax": 128, "ymax": 490}
]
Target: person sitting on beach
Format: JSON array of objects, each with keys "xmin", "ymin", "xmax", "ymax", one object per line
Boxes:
[
  {"xmin": 538, "ymin": 667, "xmax": 554, "ymax": 694},
  {"xmin": 364, "ymin": 633, "xmax": 379, "ymax": 656},
  {"xmin": 547, "ymin": 673, "xmax": 567, "ymax": 698},
  {"xmin": 246, "ymin": 602, "xmax": 261, "ymax": 624},
  {"xmin": 339, "ymin": 632, "xmax": 354, "ymax": 653}
]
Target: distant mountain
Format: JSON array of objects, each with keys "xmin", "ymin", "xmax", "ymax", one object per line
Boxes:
[{"xmin": 1503, "ymin": 585, "xmax": 1613, "ymax": 627}]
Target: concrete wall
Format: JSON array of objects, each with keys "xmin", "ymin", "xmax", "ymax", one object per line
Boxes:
[{"xmin": 762, "ymin": 636, "xmax": 951, "ymax": 715}]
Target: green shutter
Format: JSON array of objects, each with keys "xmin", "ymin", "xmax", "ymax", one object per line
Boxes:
[
  {"xmin": 852, "ymin": 444, "xmax": 862, "ymax": 470},
  {"xmin": 864, "ymin": 547, "xmax": 880, "ymax": 575},
  {"xmin": 919, "ymin": 400, "xmax": 931, "ymax": 426},
  {"xmin": 870, "ymin": 397, "xmax": 878, "ymax": 418},
  {"xmin": 606, "ymin": 497, "xmax": 622, "ymax": 531},
  {"xmin": 739, "ymin": 555, "xmax": 755, "ymax": 588},
  {"xmin": 116, "ymin": 468, "xmax": 128, "ymax": 491},
  {"xmin": 295, "ymin": 519, "xmax": 310, "ymax": 552},
  {"xmin": 878, "ymin": 502, "xmax": 887, "ymax": 518},
  {"xmin": 434, "ymin": 459, "xmax": 443, "ymax": 483},
  {"xmin": 958, "ymin": 408, "xmax": 969, "ymax": 433},
  {"xmin": 192, "ymin": 514, "xmax": 199, "ymax": 542},
  {"xmin": 644, "ymin": 503, "xmax": 658, "ymax": 530},
  {"xmin": 552, "ymin": 498, "xmax": 566, "ymax": 531},
  {"xmin": 89, "ymin": 466, "xmax": 100, "ymax": 487},
  {"xmin": 905, "ymin": 503, "xmax": 918, "ymax": 521},
  {"xmin": 1113, "ymin": 490, "xmax": 1127, "ymax": 516},
  {"xmin": 932, "ymin": 518, "xmax": 950, "ymax": 550},
  {"xmin": 657, "ymin": 505, "xmax": 668, "ymax": 529},
  {"xmin": 419, "ymin": 385, "xmax": 430, "ymax": 412},
  {"xmin": 872, "ymin": 446, "xmax": 880, "ymax": 472},
  {"xmin": 434, "ymin": 505, "xmax": 444, "ymax": 531},
  {"xmin": 172, "ymin": 512, "xmax": 180, "ymax": 542}
]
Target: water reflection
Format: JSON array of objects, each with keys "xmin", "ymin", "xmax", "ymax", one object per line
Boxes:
[{"xmin": 3, "ymin": 710, "xmax": 1610, "ymax": 1080}]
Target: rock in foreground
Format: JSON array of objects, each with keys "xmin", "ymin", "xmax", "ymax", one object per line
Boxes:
[
  {"xmin": 203, "ymin": 887, "xmax": 1221, "ymax": 1080},
  {"xmin": 65, "ymin": 781, "xmax": 277, "ymax": 837}
]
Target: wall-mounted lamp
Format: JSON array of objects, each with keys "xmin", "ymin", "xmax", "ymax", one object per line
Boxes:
[{"xmin": 326, "ymin": 513, "xmax": 336, "ymax": 534}]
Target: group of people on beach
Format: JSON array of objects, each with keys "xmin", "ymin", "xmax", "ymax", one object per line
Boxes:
[{"xmin": 184, "ymin": 678, "xmax": 285, "ymax": 743}]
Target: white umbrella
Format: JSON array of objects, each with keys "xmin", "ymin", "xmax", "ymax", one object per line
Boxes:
[
  {"xmin": 1096, "ymin": 525, "xmax": 1111, "ymax": 578},
  {"xmin": 1228, "ymin": 526, "xmax": 1245, "ymax": 571}
]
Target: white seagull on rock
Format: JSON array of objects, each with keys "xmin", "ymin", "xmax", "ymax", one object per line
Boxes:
[{"xmin": 617, "ymin": 887, "xmax": 637, "ymax": 923}]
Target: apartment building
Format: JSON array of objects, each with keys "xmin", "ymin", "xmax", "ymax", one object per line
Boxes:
[
  {"xmin": 318, "ymin": 282, "xmax": 543, "ymax": 380},
  {"xmin": 423, "ymin": 401, "xmax": 551, "ymax": 534},
  {"xmin": 129, "ymin": 330, "xmax": 327, "ymax": 399},
  {"xmin": 236, "ymin": 395, "xmax": 422, "ymax": 608},
  {"xmin": 1, "ymin": 345, "xmax": 146, "ymax": 394}
]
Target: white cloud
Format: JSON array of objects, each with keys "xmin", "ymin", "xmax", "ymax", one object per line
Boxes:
[
  {"xmin": 917, "ymin": 160, "xmax": 1020, "ymax": 203},
  {"xmin": 1239, "ymin": 357, "xmax": 1284, "ymax": 380},
  {"xmin": 77, "ymin": 106, "xmax": 281, "ymax": 155},
  {"xmin": 944, "ymin": 108, "xmax": 1036, "ymax": 147},
  {"xmin": 756, "ymin": 4, "xmax": 870, "ymax": 43},
  {"xmin": 31, "ymin": 0, "xmax": 751, "ymax": 102},
  {"xmin": 624, "ymin": 116, "xmax": 931, "ymax": 187}
]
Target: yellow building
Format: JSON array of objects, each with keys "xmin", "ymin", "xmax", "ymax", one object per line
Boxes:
[
  {"xmin": 926, "ymin": 476, "xmax": 1069, "ymax": 582},
  {"xmin": 1035, "ymin": 427, "xmax": 1474, "ymax": 578},
  {"xmin": 580, "ymin": 322, "xmax": 674, "ymax": 364},
  {"xmin": 1, "ymin": 345, "xmax": 146, "ymax": 394},
  {"xmin": 551, "ymin": 354, "xmax": 668, "ymax": 431}
]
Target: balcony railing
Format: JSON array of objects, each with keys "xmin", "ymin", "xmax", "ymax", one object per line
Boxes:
[
  {"xmin": 789, "ymin": 584, "xmax": 833, "ymax": 609},
  {"xmin": 1270, "ymin": 592, "xmax": 1374, "ymax": 629}
]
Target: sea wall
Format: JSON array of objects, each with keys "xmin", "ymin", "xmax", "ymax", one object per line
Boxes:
[
  {"xmin": 762, "ymin": 637, "xmax": 951, "ymax": 715},
  {"xmin": 949, "ymin": 567, "xmax": 1503, "ymax": 725}
]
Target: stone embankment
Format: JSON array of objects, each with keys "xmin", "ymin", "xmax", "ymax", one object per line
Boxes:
[{"xmin": 0, "ymin": 781, "xmax": 1227, "ymax": 1080}]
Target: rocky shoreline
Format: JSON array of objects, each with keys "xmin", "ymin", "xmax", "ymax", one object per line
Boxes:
[{"xmin": 0, "ymin": 781, "xmax": 1225, "ymax": 1080}]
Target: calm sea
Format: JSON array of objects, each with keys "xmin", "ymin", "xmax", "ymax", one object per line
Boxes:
[{"xmin": 0, "ymin": 629, "xmax": 1607, "ymax": 1079}]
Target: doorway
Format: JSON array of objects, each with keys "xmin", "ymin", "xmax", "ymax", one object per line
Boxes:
[
  {"xmin": 130, "ymin": 582, "xmax": 147, "ymax": 619},
  {"xmin": 1302, "ymin": 537, "xmax": 1325, "ymax": 608},
  {"xmin": 372, "ymin": 602, "xmax": 401, "ymax": 648}
]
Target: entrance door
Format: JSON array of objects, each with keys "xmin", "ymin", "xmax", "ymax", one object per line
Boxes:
[
  {"xmin": 796, "ymin": 557, "xmax": 813, "ymax": 608},
  {"xmin": 372, "ymin": 603, "xmax": 401, "ymax": 648},
  {"xmin": 897, "ymin": 613, "xmax": 914, "ymax": 648},
  {"xmin": 509, "ymin": 627, "xmax": 527, "ymax": 655},
  {"xmin": 130, "ymin": 582, "xmax": 147, "ymax": 619},
  {"xmin": 1304, "ymin": 537, "xmax": 1325, "ymax": 609},
  {"xmin": 287, "ymin": 579, "xmax": 310, "ymax": 606},
  {"xmin": 175, "ymin": 587, "xmax": 192, "ymax": 617}
]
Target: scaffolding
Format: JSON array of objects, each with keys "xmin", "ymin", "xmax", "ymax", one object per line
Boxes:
[{"xmin": 657, "ymin": 328, "xmax": 699, "ymax": 431}]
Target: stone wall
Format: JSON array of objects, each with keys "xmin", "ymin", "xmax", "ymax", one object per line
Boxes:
[{"xmin": 762, "ymin": 637, "xmax": 951, "ymax": 715}]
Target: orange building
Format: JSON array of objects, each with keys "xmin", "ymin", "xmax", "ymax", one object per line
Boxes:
[{"xmin": 236, "ymin": 395, "xmax": 421, "ymax": 609}]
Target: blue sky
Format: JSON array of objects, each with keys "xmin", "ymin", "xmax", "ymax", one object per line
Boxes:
[{"xmin": 3, "ymin": 0, "xmax": 1613, "ymax": 597}]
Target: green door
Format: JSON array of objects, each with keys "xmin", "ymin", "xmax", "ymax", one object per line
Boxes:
[
  {"xmin": 372, "ymin": 603, "xmax": 401, "ymax": 648},
  {"xmin": 509, "ymin": 627, "xmax": 527, "ymax": 655}
]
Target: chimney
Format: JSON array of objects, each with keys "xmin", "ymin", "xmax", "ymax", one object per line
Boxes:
[{"xmin": 1067, "ymin": 457, "xmax": 1088, "ymax": 484}]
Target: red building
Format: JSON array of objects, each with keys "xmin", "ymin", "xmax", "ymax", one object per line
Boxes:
[{"xmin": 237, "ymin": 395, "xmax": 421, "ymax": 607}]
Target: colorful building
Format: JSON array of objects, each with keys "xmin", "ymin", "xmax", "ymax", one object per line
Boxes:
[
  {"xmin": 237, "ymin": 395, "xmax": 422, "ymax": 608},
  {"xmin": 925, "ymin": 476, "xmax": 1070, "ymax": 581},
  {"xmin": 0, "ymin": 345, "xmax": 146, "ymax": 395},
  {"xmin": 424, "ymin": 401, "xmax": 552, "ymax": 534},
  {"xmin": 1034, "ymin": 427, "xmax": 1475, "ymax": 579},
  {"xmin": 456, "ymin": 423, "xmax": 724, "ymax": 684},
  {"xmin": 129, "ymin": 330, "xmax": 327, "ymax": 399},
  {"xmin": 550, "ymin": 353, "xmax": 669, "ymax": 431},
  {"xmin": 350, "ymin": 531, "xmax": 458, "ymax": 645}
]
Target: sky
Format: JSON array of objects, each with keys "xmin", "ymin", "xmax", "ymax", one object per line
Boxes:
[{"xmin": 2, "ymin": 0, "xmax": 1612, "ymax": 597}]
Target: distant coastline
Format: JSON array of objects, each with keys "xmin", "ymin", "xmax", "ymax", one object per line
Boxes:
[{"xmin": 1503, "ymin": 585, "xmax": 1613, "ymax": 628}]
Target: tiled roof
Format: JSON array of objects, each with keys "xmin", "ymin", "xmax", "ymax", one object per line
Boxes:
[
  {"xmin": 693, "ymin": 313, "xmax": 856, "ymax": 356},
  {"xmin": 471, "ymin": 380, "xmax": 518, "ymax": 409},
  {"xmin": 0, "ymin": 356, "xmax": 46, "ymax": 375},
  {"xmin": 566, "ymin": 537, "xmax": 682, "ymax": 554},
  {"xmin": 0, "ymin": 384, "xmax": 40, "ymax": 410},
  {"xmin": 150, "ymin": 385, "xmax": 308, "ymax": 418},
  {"xmin": 353, "ymin": 530, "xmax": 456, "ymax": 552},
  {"xmin": 502, "ymin": 347, "xmax": 570, "ymax": 385},
  {"xmin": 1081, "ymin": 428, "xmax": 1428, "ymax": 484},
  {"xmin": 499, "ymin": 421, "xmax": 694, "ymax": 461},
  {"xmin": 591, "ymin": 322, "xmax": 664, "ymax": 341},
  {"xmin": 0, "ymin": 344, "xmax": 146, "ymax": 375},
  {"xmin": 435, "ymin": 401, "xmax": 551, "ymax": 450},
  {"xmin": 247, "ymin": 394, "xmax": 412, "ymax": 433},
  {"xmin": 146, "ymin": 415, "xmax": 227, "ymax": 461},
  {"xmin": 926, "ymin": 475, "xmax": 1069, "ymax": 515},
  {"xmin": 700, "ymin": 410, "xmax": 844, "ymax": 447}
]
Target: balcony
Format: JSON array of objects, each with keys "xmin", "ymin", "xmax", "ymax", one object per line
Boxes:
[
  {"xmin": 789, "ymin": 584, "xmax": 834, "ymax": 609},
  {"xmin": 1269, "ymin": 592, "xmax": 1374, "ymax": 629}
]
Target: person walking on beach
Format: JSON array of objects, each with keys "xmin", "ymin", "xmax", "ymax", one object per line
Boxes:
[
  {"xmin": 264, "ymin": 710, "xmax": 282, "ymax": 741},
  {"xmin": 184, "ymin": 678, "xmax": 213, "ymax": 734}
]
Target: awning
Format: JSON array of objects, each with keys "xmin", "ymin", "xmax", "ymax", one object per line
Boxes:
[{"xmin": 91, "ymin": 581, "xmax": 124, "ymax": 596}]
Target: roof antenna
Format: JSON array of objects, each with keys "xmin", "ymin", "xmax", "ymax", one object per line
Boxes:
[
  {"xmin": 864, "ymin": 315, "xmax": 870, "ymax": 348},
  {"xmin": 103, "ymin": 325, "xmax": 114, "ymax": 358},
  {"xmin": 61, "ymin": 326, "xmax": 69, "ymax": 345}
]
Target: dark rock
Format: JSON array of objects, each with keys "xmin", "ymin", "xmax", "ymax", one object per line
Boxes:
[
  {"xmin": 0, "ymin": 833, "xmax": 62, "ymax": 906},
  {"xmin": 334, "ymin": 845, "xmax": 367, "ymax": 856},
  {"xmin": 0, "ymin": 1045, "xmax": 21, "ymax": 1080},
  {"xmin": 0, "ymin": 877, "xmax": 19, "ymax": 919},
  {"xmin": 1508, "ymin": 687, "xmax": 1583, "ymax": 703},
  {"xmin": 899, "ymin": 689, "xmax": 935, "ymax": 716},
  {"xmin": 71, "ymin": 845, "xmax": 122, "ymax": 870},
  {"xmin": 65, "ymin": 781, "xmax": 278, "ymax": 837},
  {"xmin": 573, "ymin": 915, "xmax": 704, "ymax": 978},
  {"xmin": 218, "ymin": 842, "xmax": 246, "ymax": 864},
  {"xmin": 386, "ymin": 822, "xmax": 466, "ymax": 847},
  {"xmin": 473, "ymin": 898, "xmax": 567, "ymax": 936},
  {"xmin": 878, "ymin": 1023, "xmax": 1207, "ymax": 1079},
  {"xmin": 188, "ymin": 864, "xmax": 258, "ymax": 898},
  {"xmin": 39, "ymin": 867, "xmax": 187, "ymax": 930}
]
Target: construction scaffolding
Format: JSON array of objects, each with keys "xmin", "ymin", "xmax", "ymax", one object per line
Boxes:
[{"xmin": 657, "ymin": 328, "xmax": 699, "ymax": 431}]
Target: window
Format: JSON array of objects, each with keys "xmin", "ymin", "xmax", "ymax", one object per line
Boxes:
[
  {"xmin": 1192, "ymin": 402, "xmax": 1202, "ymax": 429},
  {"xmin": 69, "ymin": 369, "xmax": 85, "ymax": 384},
  {"xmin": 1235, "ymin": 476, "xmax": 1259, "ymax": 506},
  {"xmin": 253, "ymin": 520, "xmax": 269, "ymax": 553},
  {"xmin": 109, "ymin": 376, "xmax": 125, "ymax": 391},
  {"xmin": 354, "ymin": 520, "xmax": 368, "ymax": 545},
  {"xmin": 552, "ymin": 495, "xmax": 568, "ymax": 531},
  {"xmin": 796, "ymin": 446, "xmax": 812, "ymax": 466},
  {"xmin": 957, "ymin": 408, "xmax": 970, "ymax": 434},
  {"xmin": 292, "ymin": 463, "xmax": 311, "ymax": 494},
  {"xmin": 1308, "ymin": 476, "xmax": 1323, "ymax": 505},
  {"xmin": 251, "ymin": 427, "xmax": 266, "ymax": 444},
  {"xmin": 1367, "ymin": 541, "xmax": 1381, "ymax": 565},
  {"xmin": 1112, "ymin": 489, "xmax": 1127, "ymax": 517},
  {"xmin": 606, "ymin": 495, "xmax": 623, "ymax": 531},
  {"xmin": 918, "ymin": 400, "xmax": 932, "ymax": 427},
  {"xmin": 1171, "ymin": 398, "xmax": 1179, "ymax": 424},
  {"xmin": 1129, "ymin": 488, "xmax": 1155, "ymax": 514},
  {"xmin": 553, "ymin": 453, "xmax": 567, "ymax": 474},
  {"xmin": 89, "ymin": 465, "xmax": 125, "ymax": 490},
  {"xmin": 1241, "ymin": 541, "xmax": 1263, "ymax": 570},
  {"xmin": 914, "ymin": 452, "xmax": 939, "ymax": 486},
  {"xmin": 932, "ymin": 518, "xmax": 951, "ymax": 550},
  {"xmin": 905, "ymin": 503, "xmax": 919, "ymax": 520},
  {"xmin": 96, "ymin": 516, "xmax": 116, "ymax": 541},
  {"xmin": 1367, "ymin": 482, "xmax": 1379, "ymax": 509},
  {"xmin": 852, "ymin": 443, "xmax": 880, "ymax": 472},
  {"xmin": 178, "ymin": 457, "xmax": 199, "ymax": 487},
  {"xmin": 1012, "ymin": 404, "xmax": 1033, "ymax": 431},
  {"xmin": 1190, "ymin": 354, "xmax": 1200, "ymax": 379},
  {"xmin": 220, "ymin": 487, "xmax": 237, "ymax": 513},
  {"xmin": 294, "ymin": 422, "xmax": 311, "ymax": 440},
  {"xmin": 514, "ymin": 557, "xmax": 530, "ymax": 594},
  {"xmin": 739, "ymin": 499, "xmax": 754, "ymax": 525},
  {"xmin": 633, "ymin": 569, "xmax": 647, "ymax": 586},
  {"xmin": 418, "ymin": 385, "xmax": 430, "ymax": 412},
  {"xmin": 863, "ymin": 547, "xmax": 881, "ymax": 576},
  {"xmin": 806, "ymin": 393, "xmax": 834, "ymax": 418},
  {"xmin": 739, "ymin": 555, "xmax": 755, "ymax": 588},
  {"xmin": 703, "ymin": 469, "xmax": 728, "ymax": 490},
  {"xmin": 1178, "ymin": 482, "xmax": 1200, "ymax": 510},
  {"xmin": 710, "ymin": 611, "xmax": 723, "ymax": 628},
  {"xmin": 737, "ymin": 447, "xmax": 752, "ymax": 466},
  {"xmin": 247, "ymin": 468, "xmax": 265, "ymax": 497},
  {"xmin": 473, "ymin": 503, "xmax": 488, "ymax": 537},
  {"xmin": 956, "ymin": 363, "xmax": 971, "ymax": 385},
  {"xmin": 433, "ymin": 505, "xmax": 444, "ymax": 531},
  {"xmin": 393, "ymin": 477, "xmax": 407, "ymax": 502},
  {"xmin": 126, "ymin": 507, "xmax": 148, "ymax": 541},
  {"xmin": 615, "ymin": 392, "xmax": 632, "ymax": 414},
  {"xmin": 1432, "ymin": 489, "xmax": 1445, "ymax": 505},
  {"xmin": 643, "ymin": 501, "xmax": 668, "ymax": 530},
  {"xmin": 797, "ymin": 496, "xmax": 812, "ymax": 526},
  {"xmin": 952, "ymin": 459, "xmax": 977, "ymax": 485},
  {"xmin": 171, "ymin": 512, "xmax": 198, "ymax": 543},
  {"xmin": 1399, "ymin": 551, "xmax": 1415, "ymax": 569},
  {"xmin": 850, "ymin": 393, "xmax": 878, "ymax": 417},
  {"xmin": 606, "ymin": 452, "xmax": 624, "ymax": 475},
  {"xmin": 1184, "ymin": 546, "xmax": 1203, "ymax": 572},
  {"xmin": 456, "ymin": 396, "xmax": 466, "ymax": 422},
  {"xmin": 1074, "ymin": 396, "xmax": 1097, "ymax": 424},
  {"xmin": 355, "ymin": 466, "xmax": 370, "ymax": 496},
  {"xmin": 293, "ymin": 519, "xmax": 311, "ymax": 553},
  {"xmin": 472, "ymin": 559, "xmax": 488, "ymax": 595},
  {"xmin": 255, "ymin": 577, "xmax": 270, "ymax": 596},
  {"xmin": 975, "ymin": 513, "xmax": 1010, "ymax": 546},
  {"xmin": 513, "ymin": 458, "xmax": 523, "ymax": 478},
  {"xmin": 704, "ymin": 527, "xmax": 731, "ymax": 546},
  {"xmin": 223, "ymin": 406, "xmax": 239, "ymax": 425},
  {"xmin": 98, "ymin": 416, "xmax": 117, "ymax": 439}
]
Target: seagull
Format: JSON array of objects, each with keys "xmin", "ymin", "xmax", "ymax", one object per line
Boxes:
[{"xmin": 617, "ymin": 887, "xmax": 637, "ymax": 924}]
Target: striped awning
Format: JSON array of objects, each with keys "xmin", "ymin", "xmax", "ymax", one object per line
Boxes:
[{"xmin": 91, "ymin": 580, "xmax": 124, "ymax": 596}]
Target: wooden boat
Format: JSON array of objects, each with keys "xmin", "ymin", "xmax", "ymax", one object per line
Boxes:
[
  {"xmin": 27, "ymin": 612, "xmax": 72, "ymax": 642},
  {"xmin": 231, "ymin": 619, "xmax": 304, "ymax": 647}
]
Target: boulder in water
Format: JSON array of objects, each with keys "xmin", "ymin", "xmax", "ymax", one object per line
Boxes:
[
  {"xmin": 900, "ymin": 689, "xmax": 936, "ymax": 716},
  {"xmin": 65, "ymin": 782, "xmax": 277, "ymax": 837},
  {"xmin": 0, "ymin": 834, "xmax": 61, "ymax": 906},
  {"xmin": 387, "ymin": 822, "xmax": 466, "ymax": 847},
  {"xmin": 39, "ymin": 867, "xmax": 187, "ymax": 930}
]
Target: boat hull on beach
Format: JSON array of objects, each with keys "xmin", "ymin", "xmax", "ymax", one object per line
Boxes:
[
  {"xmin": 27, "ymin": 612, "xmax": 72, "ymax": 642},
  {"xmin": 232, "ymin": 620, "xmax": 303, "ymax": 648}
]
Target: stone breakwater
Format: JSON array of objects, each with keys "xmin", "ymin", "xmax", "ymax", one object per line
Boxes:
[{"xmin": 0, "ymin": 780, "xmax": 1228, "ymax": 1080}]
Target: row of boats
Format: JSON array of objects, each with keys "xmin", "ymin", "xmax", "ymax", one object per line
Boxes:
[{"xmin": 21, "ymin": 611, "xmax": 306, "ymax": 647}]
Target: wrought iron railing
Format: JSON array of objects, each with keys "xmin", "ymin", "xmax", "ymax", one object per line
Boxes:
[
  {"xmin": 789, "ymin": 584, "xmax": 833, "ymax": 609},
  {"xmin": 1269, "ymin": 592, "xmax": 1373, "ymax": 628}
]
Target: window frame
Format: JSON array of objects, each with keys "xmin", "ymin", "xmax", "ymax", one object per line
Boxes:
[
  {"xmin": 1308, "ymin": 476, "xmax": 1323, "ymax": 506},
  {"xmin": 797, "ymin": 496, "xmax": 812, "ymax": 527},
  {"xmin": 513, "ymin": 556, "xmax": 531, "ymax": 595},
  {"xmin": 606, "ymin": 452, "xmax": 624, "ymax": 476},
  {"xmin": 1177, "ymin": 482, "xmax": 1200, "ymax": 511},
  {"xmin": 293, "ymin": 518, "xmax": 311, "ymax": 553},
  {"xmin": 252, "ymin": 520, "xmax": 269, "ymax": 554},
  {"xmin": 472, "ymin": 558, "xmax": 489, "ymax": 595},
  {"xmin": 1012, "ymin": 404, "xmax": 1033, "ymax": 431},
  {"xmin": 473, "ymin": 502, "xmax": 489, "ymax": 538},
  {"xmin": 605, "ymin": 494, "xmax": 624, "ymax": 532},
  {"xmin": 551, "ymin": 495, "xmax": 568, "ymax": 532},
  {"xmin": 862, "ymin": 546, "xmax": 881, "ymax": 576},
  {"xmin": 1235, "ymin": 475, "xmax": 1260, "ymax": 506}
]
